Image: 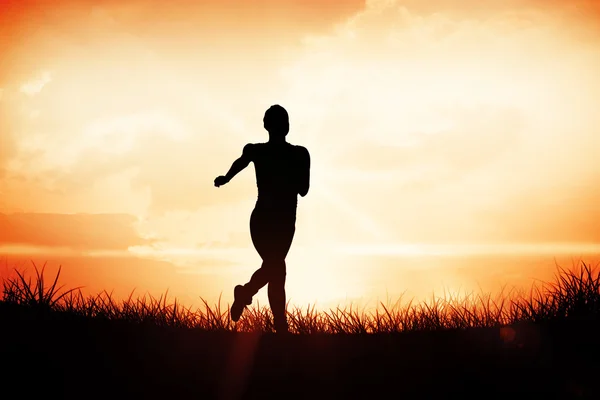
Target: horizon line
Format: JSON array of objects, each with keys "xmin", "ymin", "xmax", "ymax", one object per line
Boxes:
[{"xmin": 0, "ymin": 242, "xmax": 599, "ymax": 258}]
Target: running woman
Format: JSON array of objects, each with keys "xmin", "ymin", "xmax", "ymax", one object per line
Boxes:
[{"xmin": 214, "ymin": 105, "xmax": 310, "ymax": 333}]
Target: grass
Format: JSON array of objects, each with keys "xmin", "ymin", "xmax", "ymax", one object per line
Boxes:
[
  {"xmin": 2, "ymin": 260, "xmax": 600, "ymax": 398},
  {"xmin": 1, "ymin": 259, "xmax": 599, "ymax": 334}
]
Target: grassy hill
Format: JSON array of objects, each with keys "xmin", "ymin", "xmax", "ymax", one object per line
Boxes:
[{"xmin": 1, "ymin": 261, "xmax": 599, "ymax": 399}]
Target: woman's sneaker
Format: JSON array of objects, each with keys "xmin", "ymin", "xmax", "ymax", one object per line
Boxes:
[{"xmin": 231, "ymin": 285, "xmax": 252, "ymax": 322}]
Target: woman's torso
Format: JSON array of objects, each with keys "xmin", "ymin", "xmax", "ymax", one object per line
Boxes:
[{"xmin": 251, "ymin": 142, "xmax": 302, "ymax": 212}]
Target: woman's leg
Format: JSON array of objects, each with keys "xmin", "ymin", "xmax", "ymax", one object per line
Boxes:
[
  {"xmin": 245, "ymin": 207, "xmax": 295, "ymax": 329},
  {"xmin": 243, "ymin": 208, "xmax": 272, "ymax": 296},
  {"xmin": 230, "ymin": 208, "xmax": 270, "ymax": 322},
  {"xmin": 267, "ymin": 265, "xmax": 287, "ymax": 330},
  {"xmin": 244, "ymin": 264, "xmax": 270, "ymax": 295}
]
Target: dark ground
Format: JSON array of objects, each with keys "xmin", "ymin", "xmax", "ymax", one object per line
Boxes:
[{"xmin": 1, "ymin": 304, "xmax": 599, "ymax": 399}]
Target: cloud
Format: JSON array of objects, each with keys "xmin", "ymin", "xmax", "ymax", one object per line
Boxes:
[
  {"xmin": 2, "ymin": 0, "xmax": 600, "ymax": 248},
  {"xmin": 360, "ymin": 0, "xmax": 600, "ymax": 20},
  {"xmin": 480, "ymin": 172, "xmax": 600, "ymax": 243},
  {"xmin": 19, "ymin": 71, "xmax": 52, "ymax": 96},
  {"xmin": 331, "ymin": 106, "xmax": 524, "ymax": 179},
  {"xmin": 280, "ymin": 1, "xmax": 572, "ymax": 175},
  {"xmin": 0, "ymin": 91, "xmax": 19, "ymax": 180},
  {"xmin": 0, "ymin": 213, "xmax": 150, "ymax": 251},
  {"xmin": 271, "ymin": 0, "xmax": 600, "ymax": 245},
  {"xmin": 4, "ymin": 65, "xmax": 257, "ymax": 214}
]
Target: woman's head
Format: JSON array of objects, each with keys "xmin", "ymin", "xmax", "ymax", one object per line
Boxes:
[{"xmin": 263, "ymin": 105, "xmax": 289, "ymax": 137}]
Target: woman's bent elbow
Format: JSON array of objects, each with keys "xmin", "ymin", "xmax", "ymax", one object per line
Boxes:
[{"xmin": 299, "ymin": 187, "xmax": 309, "ymax": 197}]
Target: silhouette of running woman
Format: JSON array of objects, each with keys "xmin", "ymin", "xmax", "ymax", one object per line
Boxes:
[{"xmin": 214, "ymin": 105, "xmax": 310, "ymax": 333}]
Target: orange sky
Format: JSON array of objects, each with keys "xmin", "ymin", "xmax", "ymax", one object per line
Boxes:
[{"xmin": 1, "ymin": 0, "xmax": 600, "ymax": 309}]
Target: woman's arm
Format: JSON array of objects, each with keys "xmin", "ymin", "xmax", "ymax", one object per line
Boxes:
[
  {"xmin": 214, "ymin": 144, "xmax": 253, "ymax": 187},
  {"xmin": 297, "ymin": 146, "xmax": 310, "ymax": 197}
]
